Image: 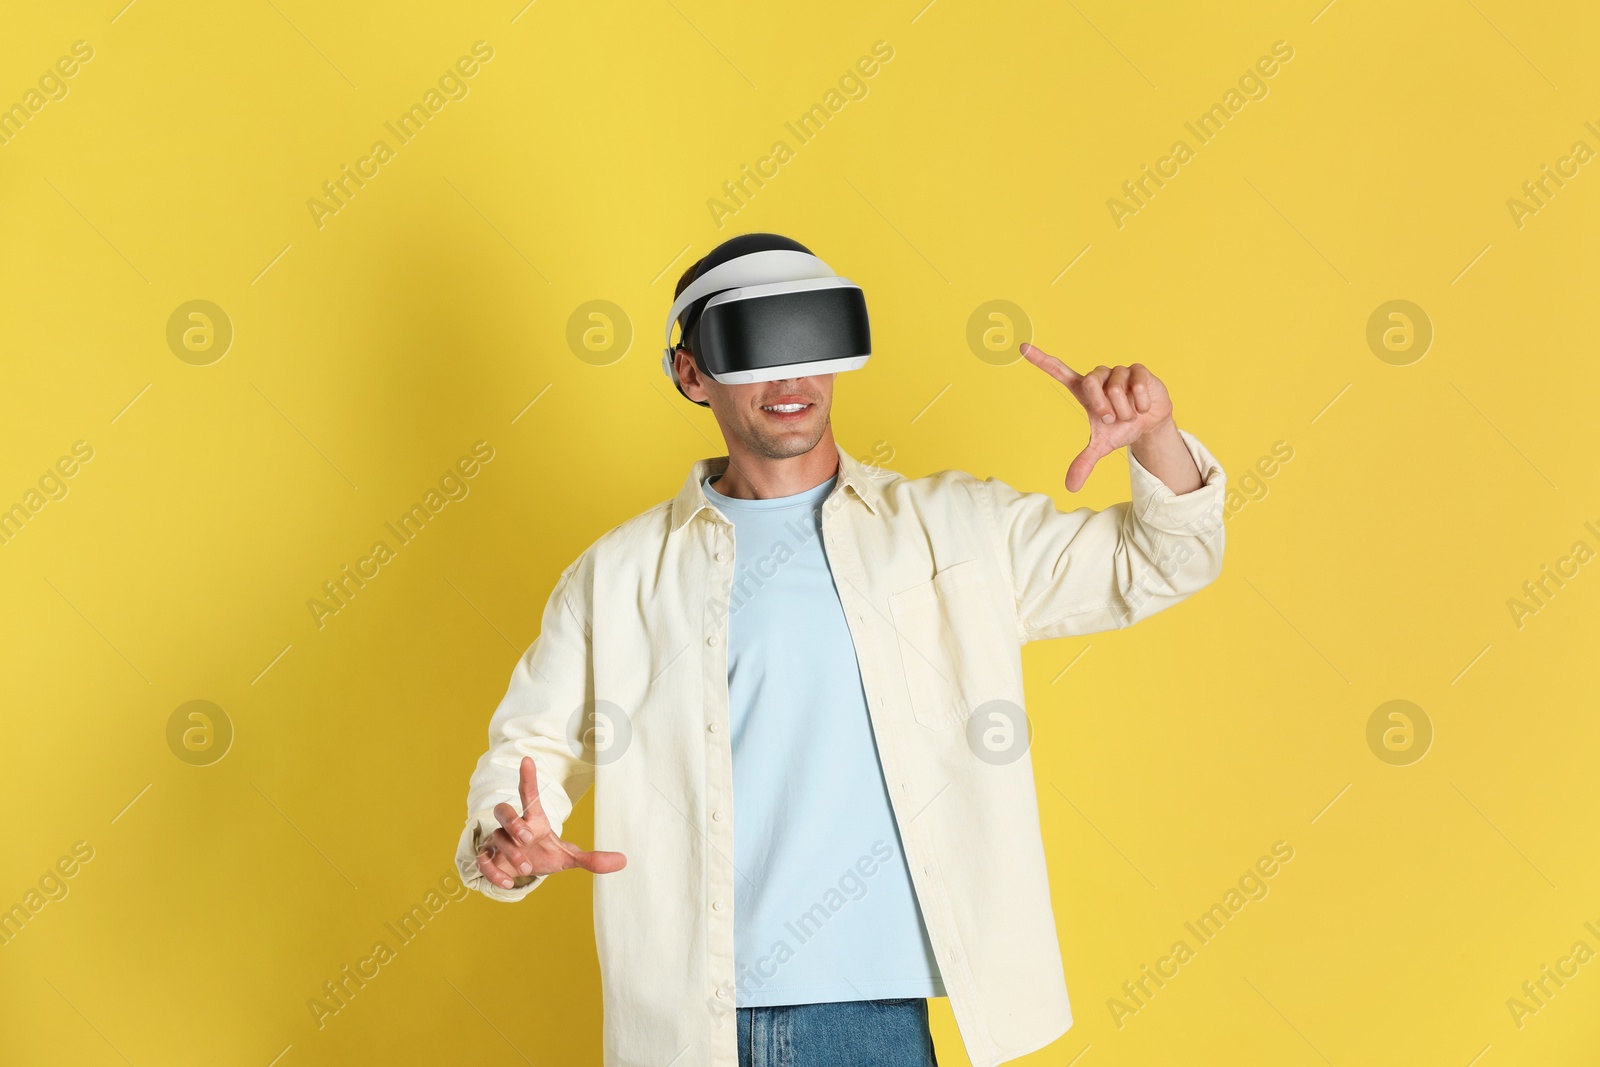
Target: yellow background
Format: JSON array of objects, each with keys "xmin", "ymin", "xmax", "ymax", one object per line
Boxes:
[{"xmin": 2, "ymin": 0, "xmax": 1597, "ymax": 1064}]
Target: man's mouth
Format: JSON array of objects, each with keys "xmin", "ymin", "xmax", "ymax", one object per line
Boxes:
[{"xmin": 759, "ymin": 397, "xmax": 813, "ymax": 420}]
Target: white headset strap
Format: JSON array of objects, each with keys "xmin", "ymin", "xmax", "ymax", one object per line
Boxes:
[{"xmin": 662, "ymin": 249, "xmax": 835, "ymax": 351}]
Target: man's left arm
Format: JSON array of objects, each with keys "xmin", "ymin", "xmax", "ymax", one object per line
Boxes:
[{"xmin": 983, "ymin": 345, "xmax": 1229, "ymax": 643}]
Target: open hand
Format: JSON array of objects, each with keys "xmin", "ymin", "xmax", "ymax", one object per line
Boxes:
[
  {"xmin": 475, "ymin": 756, "xmax": 627, "ymax": 889},
  {"xmin": 1020, "ymin": 343, "xmax": 1175, "ymax": 493}
]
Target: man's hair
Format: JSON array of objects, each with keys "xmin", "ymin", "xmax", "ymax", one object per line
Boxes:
[{"xmin": 670, "ymin": 232, "xmax": 814, "ymax": 408}]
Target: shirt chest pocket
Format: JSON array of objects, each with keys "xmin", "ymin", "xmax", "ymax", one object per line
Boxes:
[{"xmin": 887, "ymin": 558, "xmax": 1016, "ymax": 730}]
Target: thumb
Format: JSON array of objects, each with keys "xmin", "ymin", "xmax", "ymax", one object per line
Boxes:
[
  {"xmin": 561, "ymin": 841, "xmax": 628, "ymax": 875},
  {"xmin": 1064, "ymin": 439, "xmax": 1105, "ymax": 493}
]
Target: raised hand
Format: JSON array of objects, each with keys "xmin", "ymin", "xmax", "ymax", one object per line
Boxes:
[
  {"xmin": 1020, "ymin": 342, "xmax": 1175, "ymax": 493},
  {"xmin": 475, "ymin": 756, "xmax": 627, "ymax": 889}
]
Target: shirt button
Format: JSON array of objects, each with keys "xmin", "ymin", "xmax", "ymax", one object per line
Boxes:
[
  {"xmin": 707, "ymin": 635, "xmax": 720, "ymax": 647},
  {"xmin": 712, "ymin": 809, "xmax": 725, "ymax": 822},
  {"xmin": 716, "ymin": 551, "xmax": 729, "ymax": 562},
  {"xmin": 715, "ymin": 988, "xmax": 729, "ymax": 1000},
  {"xmin": 708, "ymin": 722, "xmax": 721, "ymax": 733},
  {"xmin": 712, "ymin": 899, "xmax": 725, "ymax": 911}
]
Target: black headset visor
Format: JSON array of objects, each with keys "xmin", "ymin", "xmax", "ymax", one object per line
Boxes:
[{"xmin": 693, "ymin": 279, "xmax": 871, "ymax": 385}]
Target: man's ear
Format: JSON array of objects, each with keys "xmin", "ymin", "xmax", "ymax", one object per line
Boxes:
[{"xmin": 677, "ymin": 348, "xmax": 711, "ymax": 405}]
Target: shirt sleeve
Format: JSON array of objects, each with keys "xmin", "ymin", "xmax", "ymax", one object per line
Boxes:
[
  {"xmin": 454, "ymin": 557, "xmax": 597, "ymax": 902},
  {"xmin": 981, "ymin": 427, "xmax": 1228, "ymax": 643}
]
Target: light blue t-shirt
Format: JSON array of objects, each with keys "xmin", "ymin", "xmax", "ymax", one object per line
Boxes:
[{"xmin": 703, "ymin": 471, "xmax": 945, "ymax": 1007}]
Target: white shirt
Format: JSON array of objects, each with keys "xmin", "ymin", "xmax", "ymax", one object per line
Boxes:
[{"xmin": 456, "ymin": 428, "xmax": 1228, "ymax": 1067}]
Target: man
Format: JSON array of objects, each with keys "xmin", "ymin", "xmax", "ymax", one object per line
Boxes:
[{"xmin": 456, "ymin": 232, "xmax": 1227, "ymax": 1067}]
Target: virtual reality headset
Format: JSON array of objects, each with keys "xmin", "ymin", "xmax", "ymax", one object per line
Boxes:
[{"xmin": 662, "ymin": 248, "xmax": 871, "ymax": 397}]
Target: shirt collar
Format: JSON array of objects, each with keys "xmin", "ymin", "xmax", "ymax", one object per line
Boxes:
[{"xmin": 669, "ymin": 439, "xmax": 883, "ymax": 532}]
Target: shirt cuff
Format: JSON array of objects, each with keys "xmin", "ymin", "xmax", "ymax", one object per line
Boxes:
[{"xmin": 1127, "ymin": 427, "xmax": 1227, "ymax": 535}]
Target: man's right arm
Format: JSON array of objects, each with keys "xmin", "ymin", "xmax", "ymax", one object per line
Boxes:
[{"xmin": 455, "ymin": 558, "xmax": 596, "ymax": 902}]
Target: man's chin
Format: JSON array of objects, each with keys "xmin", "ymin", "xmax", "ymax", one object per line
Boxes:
[{"xmin": 744, "ymin": 418, "xmax": 826, "ymax": 459}]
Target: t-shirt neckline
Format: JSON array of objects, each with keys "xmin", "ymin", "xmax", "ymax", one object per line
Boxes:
[{"xmin": 703, "ymin": 472, "xmax": 837, "ymax": 512}]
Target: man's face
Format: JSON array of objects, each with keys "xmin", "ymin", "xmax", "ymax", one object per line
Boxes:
[{"xmin": 675, "ymin": 348, "xmax": 834, "ymax": 460}]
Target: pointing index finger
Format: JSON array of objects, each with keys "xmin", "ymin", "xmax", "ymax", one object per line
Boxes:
[
  {"xmin": 1020, "ymin": 342, "xmax": 1082, "ymax": 386},
  {"xmin": 519, "ymin": 756, "xmax": 547, "ymax": 821}
]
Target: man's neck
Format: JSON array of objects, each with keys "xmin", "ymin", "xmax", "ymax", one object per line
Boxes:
[{"xmin": 709, "ymin": 425, "xmax": 841, "ymax": 501}]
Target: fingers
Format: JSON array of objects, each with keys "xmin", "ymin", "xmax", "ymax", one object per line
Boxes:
[
  {"xmin": 494, "ymin": 801, "xmax": 537, "ymax": 850},
  {"xmin": 1104, "ymin": 366, "xmax": 1136, "ymax": 423},
  {"xmin": 483, "ymin": 847, "xmax": 519, "ymax": 888},
  {"xmin": 1079, "ymin": 368, "xmax": 1113, "ymax": 425},
  {"xmin": 1022, "ymin": 346, "xmax": 1153, "ymax": 423},
  {"xmin": 488, "ymin": 816, "xmax": 537, "ymax": 876},
  {"xmin": 1062, "ymin": 360, "xmax": 1147, "ymax": 426},
  {"xmin": 1127, "ymin": 362, "xmax": 1153, "ymax": 413},
  {"xmin": 474, "ymin": 850, "xmax": 506, "ymax": 889},
  {"xmin": 1019, "ymin": 343, "xmax": 1082, "ymax": 386},
  {"xmin": 475, "ymin": 844, "xmax": 521, "ymax": 890},
  {"xmin": 475, "ymin": 822, "xmax": 627, "ymax": 887}
]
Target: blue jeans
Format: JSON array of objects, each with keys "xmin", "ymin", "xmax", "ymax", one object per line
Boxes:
[{"xmin": 737, "ymin": 998, "xmax": 938, "ymax": 1067}]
